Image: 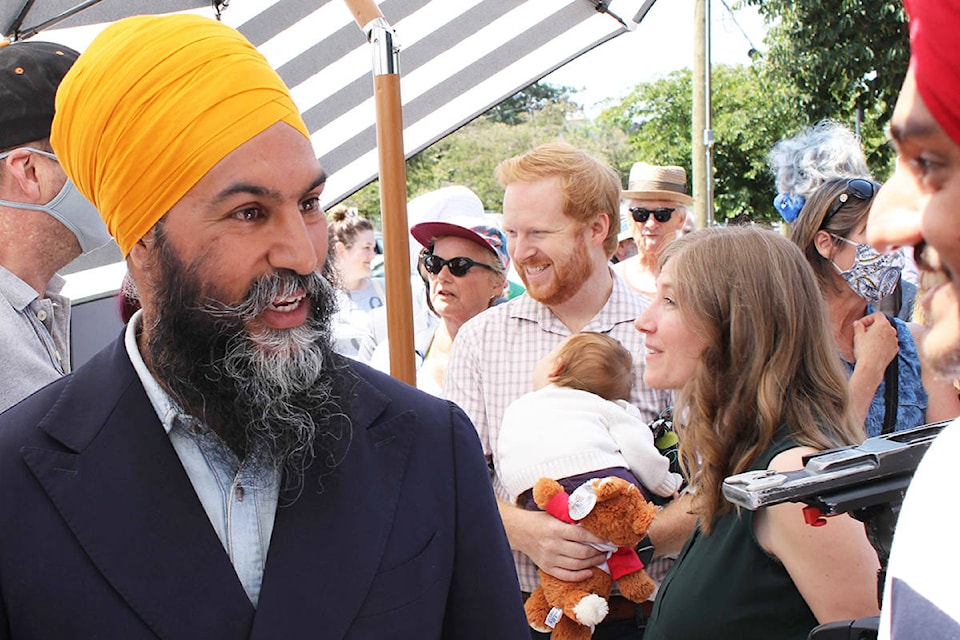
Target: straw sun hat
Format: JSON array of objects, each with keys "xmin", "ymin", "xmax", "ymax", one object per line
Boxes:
[{"xmin": 621, "ymin": 162, "xmax": 693, "ymax": 204}]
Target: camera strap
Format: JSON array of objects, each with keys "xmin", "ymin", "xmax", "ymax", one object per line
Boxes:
[{"xmin": 881, "ymin": 314, "xmax": 899, "ymax": 435}]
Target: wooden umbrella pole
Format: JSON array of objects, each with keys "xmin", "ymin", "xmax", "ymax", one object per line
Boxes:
[
  {"xmin": 374, "ymin": 74, "xmax": 416, "ymax": 385},
  {"xmin": 344, "ymin": 0, "xmax": 416, "ymax": 385}
]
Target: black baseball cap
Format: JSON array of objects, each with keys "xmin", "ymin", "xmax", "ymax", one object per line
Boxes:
[{"xmin": 0, "ymin": 40, "xmax": 80, "ymax": 151}]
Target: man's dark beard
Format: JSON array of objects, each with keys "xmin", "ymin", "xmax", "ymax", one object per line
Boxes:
[{"xmin": 144, "ymin": 228, "xmax": 351, "ymax": 491}]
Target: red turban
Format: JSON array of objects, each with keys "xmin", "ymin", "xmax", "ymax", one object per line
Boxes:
[{"xmin": 904, "ymin": 0, "xmax": 960, "ymax": 148}]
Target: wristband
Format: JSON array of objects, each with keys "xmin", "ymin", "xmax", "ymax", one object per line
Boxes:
[{"xmin": 635, "ymin": 533, "xmax": 655, "ymax": 567}]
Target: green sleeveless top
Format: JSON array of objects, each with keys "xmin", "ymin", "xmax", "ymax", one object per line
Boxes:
[{"xmin": 643, "ymin": 431, "xmax": 818, "ymax": 640}]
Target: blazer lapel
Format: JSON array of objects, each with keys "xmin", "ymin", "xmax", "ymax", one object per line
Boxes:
[
  {"xmin": 22, "ymin": 337, "xmax": 254, "ymax": 639},
  {"xmin": 251, "ymin": 368, "xmax": 417, "ymax": 638}
]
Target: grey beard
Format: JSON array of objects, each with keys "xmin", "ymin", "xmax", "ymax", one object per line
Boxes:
[
  {"xmin": 145, "ymin": 229, "xmax": 351, "ymax": 493},
  {"xmin": 211, "ymin": 274, "xmax": 345, "ymax": 479},
  {"xmin": 209, "ymin": 272, "xmax": 336, "ymax": 395}
]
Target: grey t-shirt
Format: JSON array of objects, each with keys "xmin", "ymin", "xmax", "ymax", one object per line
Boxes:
[{"xmin": 332, "ymin": 277, "xmax": 385, "ymax": 359}]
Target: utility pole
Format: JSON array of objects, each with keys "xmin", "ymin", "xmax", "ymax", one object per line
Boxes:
[{"xmin": 692, "ymin": 0, "xmax": 713, "ymax": 227}]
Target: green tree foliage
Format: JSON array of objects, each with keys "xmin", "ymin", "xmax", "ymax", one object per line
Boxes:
[
  {"xmin": 336, "ymin": 5, "xmax": 910, "ymax": 226},
  {"xmin": 599, "ymin": 64, "xmax": 804, "ymax": 223},
  {"xmin": 339, "ymin": 83, "xmax": 629, "ymax": 220},
  {"xmin": 338, "ymin": 180, "xmax": 382, "ymax": 225},
  {"xmin": 411, "ymin": 102, "xmax": 572, "ymax": 209},
  {"xmin": 484, "ymin": 81, "xmax": 578, "ymax": 124},
  {"xmin": 740, "ymin": 0, "xmax": 909, "ymax": 174}
]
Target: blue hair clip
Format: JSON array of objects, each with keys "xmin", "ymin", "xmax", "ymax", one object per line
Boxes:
[{"xmin": 773, "ymin": 192, "xmax": 806, "ymax": 224}]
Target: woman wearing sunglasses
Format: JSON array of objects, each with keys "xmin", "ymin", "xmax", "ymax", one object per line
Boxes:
[
  {"xmin": 613, "ymin": 162, "xmax": 693, "ymax": 300},
  {"xmin": 790, "ymin": 178, "xmax": 960, "ymax": 437},
  {"xmin": 369, "ymin": 206, "xmax": 509, "ymax": 397},
  {"xmin": 413, "ymin": 221, "xmax": 509, "ymax": 396}
]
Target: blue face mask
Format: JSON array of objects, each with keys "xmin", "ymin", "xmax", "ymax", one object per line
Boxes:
[
  {"xmin": 0, "ymin": 147, "xmax": 111, "ymax": 253},
  {"xmin": 831, "ymin": 235, "xmax": 905, "ymax": 303}
]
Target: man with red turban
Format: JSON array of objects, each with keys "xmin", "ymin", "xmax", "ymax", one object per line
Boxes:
[
  {"xmin": 0, "ymin": 14, "xmax": 528, "ymax": 638},
  {"xmin": 867, "ymin": 1, "xmax": 960, "ymax": 638}
]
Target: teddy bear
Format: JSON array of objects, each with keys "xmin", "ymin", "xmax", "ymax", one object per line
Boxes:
[{"xmin": 524, "ymin": 476, "xmax": 659, "ymax": 640}]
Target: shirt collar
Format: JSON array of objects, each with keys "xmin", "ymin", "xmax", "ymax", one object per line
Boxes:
[
  {"xmin": 507, "ymin": 267, "xmax": 646, "ymax": 331},
  {"xmin": 0, "ymin": 264, "xmax": 66, "ymax": 311},
  {"xmin": 124, "ymin": 309, "xmax": 182, "ymax": 434}
]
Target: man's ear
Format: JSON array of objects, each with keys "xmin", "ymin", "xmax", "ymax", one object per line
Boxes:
[
  {"xmin": 813, "ymin": 230, "xmax": 837, "ymax": 260},
  {"xmin": 589, "ymin": 211, "xmax": 611, "ymax": 248},
  {"xmin": 128, "ymin": 228, "xmax": 157, "ymax": 273},
  {"xmin": 0, "ymin": 149, "xmax": 43, "ymax": 201}
]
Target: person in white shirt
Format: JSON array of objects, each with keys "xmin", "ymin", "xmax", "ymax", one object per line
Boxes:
[
  {"xmin": 612, "ymin": 163, "xmax": 693, "ymax": 301},
  {"xmin": 866, "ymin": 1, "xmax": 960, "ymax": 638},
  {"xmin": 367, "ymin": 186, "xmax": 509, "ymax": 396},
  {"xmin": 327, "ymin": 204, "xmax": 385, "ymax": 358},
  {"xmin": 498, "ymin": 331, "xmax": 682, "ymax": 507}
]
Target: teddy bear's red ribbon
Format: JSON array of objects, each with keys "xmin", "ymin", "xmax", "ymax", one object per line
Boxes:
[
  {"xmin": 607, "ymin": 547, "xmax": 644, "ymax": 580},
  {"xmin": 544, "ymin": 491, "xmax": 576, "ymax": 524}
]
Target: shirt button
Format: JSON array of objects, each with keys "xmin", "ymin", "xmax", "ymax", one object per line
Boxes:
[
  {"xmin": 235, "ymin": 484, "xmax": 245, "ymax": 502},
  {"xmin": 36, "ymin": 310, "xmax": 47, "ymax": 322}
]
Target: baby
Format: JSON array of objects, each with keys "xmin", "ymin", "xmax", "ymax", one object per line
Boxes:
[{"xmin": 498, "ymin": 332, "xmax": 683, "ymax": 509}]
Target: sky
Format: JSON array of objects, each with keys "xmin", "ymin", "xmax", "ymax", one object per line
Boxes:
[{"xmin": 545, "ymin": 0, "xmax": 769, "ymax": 117}]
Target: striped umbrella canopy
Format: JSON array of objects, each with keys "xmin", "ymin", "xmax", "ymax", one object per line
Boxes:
[
  {"xmin": 9, "ymin": 0, "xmax": 654, "ymax": 272},
  {"xmin": 5, "ymin": 0, "xmax": 656, "ymax": 371}
]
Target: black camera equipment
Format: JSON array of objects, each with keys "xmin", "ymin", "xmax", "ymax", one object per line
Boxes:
[
  {"xmin": 649, "ymin": 407, "xmax": 681, "ymax": 476},
  {"xmin": 647, "ymin": 407, "xmax": 684, "ymax": 506},
  {"xmin": 722, "ymin": 421, "xmax": 950, "ymax": 640}
]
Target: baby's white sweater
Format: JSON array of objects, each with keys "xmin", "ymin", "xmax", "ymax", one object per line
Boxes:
[{"xmin": 497, "ymin": 385, "xmax": 682, "ymax": 501}]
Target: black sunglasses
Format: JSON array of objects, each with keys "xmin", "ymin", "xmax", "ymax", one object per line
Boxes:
[
  {"xmin": 823, "ymin": 179, "xmax": 878, "ymax": 223},
  {"xmin": 421, "ymin": 253, "xmax": 496, "ymax": 277},
  {"xmin": 630, "ymin": 207, "xmax": 675, "ymax": 223}
]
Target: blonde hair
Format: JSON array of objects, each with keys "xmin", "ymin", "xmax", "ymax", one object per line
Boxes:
[
  {"xmin": 550, "ymin": 332, "xmax": 634, "ymax": 402},
  {"xmin": 496, "ymin": 142, "xmax": 621, "ymax": 257},
  {"xmin": 661, "ymin": 226, "xmax": 861, "ymax": 532}
]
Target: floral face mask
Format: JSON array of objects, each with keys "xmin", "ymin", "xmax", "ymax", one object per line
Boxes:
[{"xmin": 830, "ymin": 235, "xmax": 905, "ymax": 303}]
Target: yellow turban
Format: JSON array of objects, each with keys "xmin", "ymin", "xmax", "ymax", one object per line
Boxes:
[{"xmin": 51, "ymin": 14, "xmax": 310, "ymax": 256}]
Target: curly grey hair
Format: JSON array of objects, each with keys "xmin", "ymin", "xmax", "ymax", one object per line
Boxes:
[{"xmin": 768, "ymin": 120, "xmax": 871, "ymax": 198}]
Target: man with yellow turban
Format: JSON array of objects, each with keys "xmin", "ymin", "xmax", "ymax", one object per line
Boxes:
[
  {"xmin": 868, "ymin": 1, "xmax": 960, "ymax": 639},
  {"xmin": 0, "ymin": 14, "xmax": 527, "ymax": 638}
]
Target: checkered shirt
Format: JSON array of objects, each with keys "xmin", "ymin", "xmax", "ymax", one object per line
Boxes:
[{"xmin": 445, "ymin": 271, "xmax": 673, "ymax": 592}]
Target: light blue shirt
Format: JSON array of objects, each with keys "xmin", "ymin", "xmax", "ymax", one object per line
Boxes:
[
  {"xmin": 124, "ymin": 310, "xmax": 280, "ymax": 606},
  {"xmin": 840, "ymin": 306, "xmax": 927, "ymax": 437}
]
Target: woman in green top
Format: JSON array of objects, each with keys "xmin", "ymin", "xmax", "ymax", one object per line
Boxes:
[{"xmin": 635, "ymin": 226, "xmax": 881, "ymax": 639}]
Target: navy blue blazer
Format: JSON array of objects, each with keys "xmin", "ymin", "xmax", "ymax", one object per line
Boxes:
[{"xmin": 0, "ymin": 334, "xmax": 528, "ymax": 638}]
